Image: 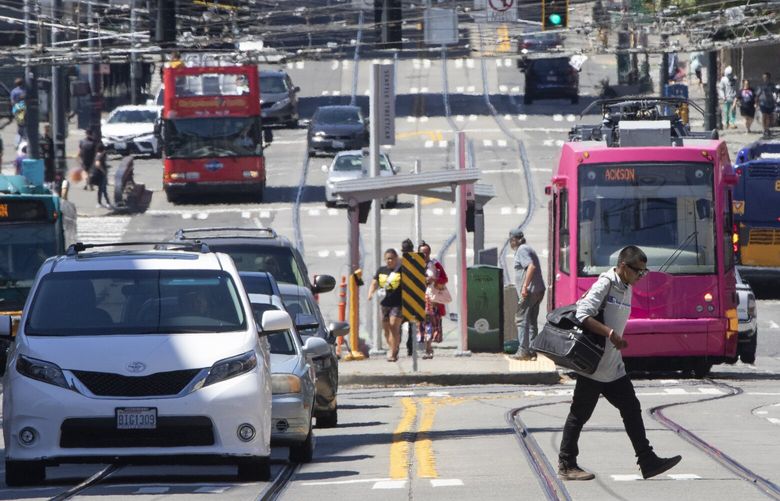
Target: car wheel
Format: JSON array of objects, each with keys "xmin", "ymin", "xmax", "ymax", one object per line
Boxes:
[
  {"xmin": 571, "ymin": 95, "xmax": 580, "ymax": 105},
  {"xmin": 5, "ymin": 460, "xmax": 46, "ymax": 486},
  {"xmin": 289, "ymin": 428, "xmax": 315, "ymax": 463},
  {"xmin": 523, "ymin": 94, "xmax": 533, "ymax": 105},
  {"xmin": 237, "ymin": 456, "xmax": 271, "ymax": 482},
  {"xmin": 740, "ymin": 332, "xmax": 757, "ymax": 364},
  {"xmin": 316, "ymin": 405, "xmax": 338, "ymax": 428},
  {"xmin": 285, "ymin": 119, "xmax": 298, "ymax": 129},
  {"xmin": 325, "ymin": 200, "xmax": 336, "ymax": 208}
]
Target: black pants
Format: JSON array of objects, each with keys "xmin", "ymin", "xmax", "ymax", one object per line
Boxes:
[{"xmin": 559, "ymin": 375, "xmax": 651, "ymax": 463}]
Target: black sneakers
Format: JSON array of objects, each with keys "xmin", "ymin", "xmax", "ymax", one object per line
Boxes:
[
  {"xmin": 638, "ymin": 453, "xmax": 682, "ymax": 479},
  {"xmin": 558, "ymin": 461, "xmax": 596, "ymax": 481}
]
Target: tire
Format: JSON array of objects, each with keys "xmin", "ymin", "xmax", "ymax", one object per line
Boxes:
[
  {"xmin": 571, "ymin": 94, "xmax": 580, "ymax": 104},
  {"xmin": 692, "ymin": 361, "xmax": 712, "ymax": 379},
  {"xmin": 236, "ymin": 456, "xmax": 271, "ymax": 482},
  {"xmin": 316, "ymin": 406, "xmax": 337, "ymax": 428},
  {"xmin": 255, "ymin": 181, "xmax": 265, "ymax": 203},
  {"xmin": 285, "ymin": 119, "xmax": 298, "ymax": 129},
  {"xmin": 165, "ymin": 190, "xmax": 179, "ymax": 205},
  {"xmin": 523, "ymin": 94, "xmax": 533, "ymax": 105},
  {"xmin": 5, "ymin": 460, "xmax": 46, "ymax": 487},
  {"xmin": 289, "ymin": 429, "xmax": 315, "ymax": 463},
  {"xmin": 740, "ymin": 332, "xmax": 757, "ymax": 364},
  {"xmin": 325, "ymin": 200, "xmax": 336, "ymax": 208}
]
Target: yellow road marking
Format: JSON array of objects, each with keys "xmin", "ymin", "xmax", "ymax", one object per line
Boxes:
[
  {"xmin": 389, "ymin": 397, "xmax": 417, "ymax": 479},
  {"xmin": 395, "ymin": 130, "xmax": 442, "ymax": 141},
  {"xmin": 421, "ymin": 197, "xmax": 442, "ymax": 206},
  {"xmin": 415, "ymin": 398, "xmax": 439, "ymax": 478}
]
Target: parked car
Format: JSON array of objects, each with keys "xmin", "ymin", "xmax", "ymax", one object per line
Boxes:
[
  {"xmin": 102, "ymin": 105, "xmax": 162, "ymax": 157},
  {"xmin": 277, "ymin": 283, "xmax": 348, "ymax": 428},
  {"xmin": 259, "ymin": 69, "xmax": 300, "ymax": 128},
  {"xmin": 307, "ymin": 105, "xmax": 369, "ymax": 157},
  {"xmin": 517, "ymin": 31, "xmax": 564, "ymax": 54},
  {"xmin": 174, "ymin": 227, "xmax": 336, "ymax": 295},
  {"xmin": 323, "ymin": 150, "xmax": 398, "ymax": 208},
  {"xmin": 735, "ymin": 268, "xmax": 758, "ymax": 364},
  {"xmin": 248, "ymin": 293, "xmax": 330, "ymax": 462},
  {"xmin": 0, "ymin": 242, "xmax": 281, "ymax": 486},
  {"xmin": 521, "ymin": 56, "xmax": 580, "ymax": 105}
]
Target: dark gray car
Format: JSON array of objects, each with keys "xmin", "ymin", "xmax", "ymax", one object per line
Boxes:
[
  {"xmin": 259, "ymin": 70, "xmax": 300, "ymax": 128},
  {"xmin": 307, "ymin": 105, "xmax": 369, "ymax": 157}
]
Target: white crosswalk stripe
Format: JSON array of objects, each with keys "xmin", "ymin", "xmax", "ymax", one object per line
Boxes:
[{"xmin": 77, "ymin": 216, "xmax": 131, "ymax": 245}]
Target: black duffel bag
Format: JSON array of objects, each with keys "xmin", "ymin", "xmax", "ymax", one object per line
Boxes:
[{"xmin": 532, "ymin": 304, "xmax": 606, "ymax": 374}]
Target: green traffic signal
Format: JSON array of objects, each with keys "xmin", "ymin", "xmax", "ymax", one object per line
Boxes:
[{"xmin": 548, "ymin": 13, "xmax": 562, "ymax": 25}]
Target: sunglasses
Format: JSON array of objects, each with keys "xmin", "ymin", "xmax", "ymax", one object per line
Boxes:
[{"xmin": 625, "ymin": 263, "xmax": 649, "ymax": 278}]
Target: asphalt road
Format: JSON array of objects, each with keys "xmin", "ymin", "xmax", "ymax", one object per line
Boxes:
[{"xmin": 1, "ymin": 44, "xmax": 780, "ymax": 500}]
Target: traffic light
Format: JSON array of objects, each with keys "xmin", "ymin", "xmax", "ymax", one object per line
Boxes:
[{"xmin": 542, "ymin": 0, "xmax": 568, "ymax": 30}]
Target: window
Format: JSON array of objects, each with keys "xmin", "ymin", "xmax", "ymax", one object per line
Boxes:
[
  {"xmin": 165, "ymin": 117, "xmax": 260, "ymax": 158},
  {"xmin": 210, "ymin": 244, "xmax": 307, "ymax": 287},
  {"xmin": 559, "ymin": 189, "xmax": 570, "ymax": 274},
  {"xmin": 723, "ymin": 189, "xmax": 734, "ymax": 271}
]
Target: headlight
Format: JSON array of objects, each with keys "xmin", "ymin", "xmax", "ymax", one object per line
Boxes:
[
  {"xmin": 204, "ymin": 351, "xmax": 257, "ymax": 387},
  {"xmin": 314, "ymin": 131, "xmax": 326, "ymax": 137},
  {"xmin": 16, "ymin": 355, "xmax": 69, "ymax": 389},
  {"xmin": 271, "ymin": 374, "xmax": 302, "ymax": 394},
  {"xmin": 135, "ymin": 134, "xmax": 155, "ymax": 142}
]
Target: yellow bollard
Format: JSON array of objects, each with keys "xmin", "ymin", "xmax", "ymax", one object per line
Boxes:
[{"xmin": 344, "ymin": 269, "xmax": 366, "ymax": 361}]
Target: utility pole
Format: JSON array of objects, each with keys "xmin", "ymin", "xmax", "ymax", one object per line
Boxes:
[
  {"xmin": 705, "ymin": 51, "xmax": 718, "ymax": 131},
  {"xmin": 88, "ymin": 0, "xmax": 102, "ymax": 141},
  {"xmin": 130, "ymin": 0, "xmax": 140, "ymax": 104},
  {"xmin": 50, "ymin": 0, "xmax": 66, "ymax": 188},
  {"xmin": 24, "ymin": 0, "xmax": 40, "ymax": 159}
]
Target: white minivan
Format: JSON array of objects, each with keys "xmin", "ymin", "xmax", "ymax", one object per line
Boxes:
[{"xmin": 0, "ymin": 243, "xmax": 287, "ymax": 486}]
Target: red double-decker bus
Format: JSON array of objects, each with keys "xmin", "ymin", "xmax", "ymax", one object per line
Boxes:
[{"xmin": 161, "ymin": 64, "xmax": 272, "ymax": 203}]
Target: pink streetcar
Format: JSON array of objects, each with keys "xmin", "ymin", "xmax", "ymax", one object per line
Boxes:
[{"xmin": 547, "ymin": 98, "xmax": 739, "ymax": 377}]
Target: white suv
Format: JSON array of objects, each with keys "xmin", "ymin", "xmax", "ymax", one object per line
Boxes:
[{"xmin": 0, "ymin": 242, "xmax": 288, "ymax": 486}]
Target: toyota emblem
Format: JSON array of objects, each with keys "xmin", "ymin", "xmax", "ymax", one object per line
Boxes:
[{"xmin": 126, "ymin": 361, "xmax": 146, "ymax": 373}]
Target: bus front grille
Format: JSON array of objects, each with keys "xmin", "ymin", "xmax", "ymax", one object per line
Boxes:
[
  {"xmin": 748, "ymin": 229, "xmax": 780, "ymax": 245},
  {"xmin": 748, "ymin": 165, "xmax": 779, "ymax": 178}
]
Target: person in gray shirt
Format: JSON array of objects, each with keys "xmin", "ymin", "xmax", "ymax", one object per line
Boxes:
[
  {"xmin": 558, "ymin": 246, "xmax": 682, "ymax": 481},
  {"xmin": 509, "ymin": 228, "xmax": 546, "ymax": 360}
]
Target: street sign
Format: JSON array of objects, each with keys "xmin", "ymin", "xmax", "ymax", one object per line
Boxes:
[
  {"xmin": 485, "ymin": 0, "xmax": 517, "ymax": 23},
  {"xmin": 424, "ymin": 7, "xmax": 458, "ymax": 46},
  {"xmin": 401, "ymin": 252, "xmax": 427, "ymax": 322},
  {"xmin": 372, "ymin": 64, "xmax": 395, "ymax": 146}
]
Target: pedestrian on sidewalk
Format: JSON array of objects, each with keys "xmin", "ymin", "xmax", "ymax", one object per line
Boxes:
[
  {"xmin": 718, "ymin": 66, "xmax": 738, "ymax": 130},
  {"xmin": 401, "ymin": 238, "xmax": 416, "ymax": 357},
  {"xmin": 78, "ymin": 129, "xmax": 97, "ymax": 191},
  {"xmin": 92, "ymin": 143, "xmax": 112, "ymax": 209},
  {"xmin": 509, "ymin": 228, "xmax": 545, "ymax": 361},
  {"xmin": 418, "ymin": 241, "xmax": 448, "ymax": 360},
  {"xmin": 367, "ymin": 248, "xmax": 403, "ymax": 362},
  {"xmin": 756, "ymin": 72, "xmax": 776, "ymax": 138},
  {"xmin": 738, "ymin": 79, "xmax": 756, "ymax": 134},
  {"xmin": 557, "ymin": 245, "xmax": 682, "ymax": 482},
  {"xmin": 40, "ymin": 124, "xmax": 55, "ymax": 184}
]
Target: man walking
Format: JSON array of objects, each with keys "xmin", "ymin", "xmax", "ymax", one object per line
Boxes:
[
  {"xmin": 10, "ymin": 77, "xmax": 26, "ymax": 146},
  {"xmin": 756, "ymin": 72, "xmax": 776, "ymax": 138},
  {"xmin": 558, "ymin": 245, "xmax": 682, "ymax": 481},
  {"xmin": 509, "ymin": 228, "xmax": 545, "ymax": 360},
  {"xmin": 718, "ymin": 66, "xmax": 737, "ymax": 130},
  {"xmin": 78, "ymin": 129, "xmax": 97, "ymax": 190}
]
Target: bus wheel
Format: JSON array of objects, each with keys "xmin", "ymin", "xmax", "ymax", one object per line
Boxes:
[
  {"xmin": 693, "ymin": 361, "xmax": 712, "ymax": 379},
  {"xmin": 255, "ymin": 182, "xmax": 265, "ymax": 203},
  {"xmin": 740, "ymin": 333, "xmax": 757, "ymax": 364},
  {"xmin": 165, "ymin": 190, "xmax": 179, "ymax": 204}
]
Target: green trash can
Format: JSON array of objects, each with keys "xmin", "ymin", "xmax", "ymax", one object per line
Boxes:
[{"xmin": 467, "ymin": 265, "xmax": 504, "ymax": 352}]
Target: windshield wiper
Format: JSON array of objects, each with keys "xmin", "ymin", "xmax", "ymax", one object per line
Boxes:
[{"xmin": 658, "ymin": 230, "xmax": 698, "ymax": 273}]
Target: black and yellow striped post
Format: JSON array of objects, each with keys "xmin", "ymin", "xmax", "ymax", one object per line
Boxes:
[{"xmin": 401, "ymin": 252, "xmax": 427, "ymax": 323}]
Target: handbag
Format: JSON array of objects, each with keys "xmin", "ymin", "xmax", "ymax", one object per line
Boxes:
[
  {"xmin": 426, "ymin": 284, "xmax": 452, "ymax": 305},
  {"xmin": 531, "ymin": 284, "xmax": 611, "ymax": 374}
]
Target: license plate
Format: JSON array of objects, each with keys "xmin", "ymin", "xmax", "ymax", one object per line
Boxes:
[
  {"xmin": 546, "ymin": 76, "xmax": 558, "ymax": 82},
  {"xmin": 116, "ymin": 407, "xmax": 157, "ymax": 430},
  {"xmin": 114, "ymin": 141, "xmax": 126, "ymax": 150},
  {"xmin": 332, "ymin": 140, "xmax": 344, "ymax": 148}
]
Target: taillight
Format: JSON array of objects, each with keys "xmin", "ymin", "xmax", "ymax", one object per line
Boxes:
[{"xmin": 735, "ymin": 167, "xmax": 743, "ymax": 176}]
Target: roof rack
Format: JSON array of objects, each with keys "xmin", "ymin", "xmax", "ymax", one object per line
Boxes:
[
  {"xmin": 570, "ymin": 96, "xmax": 717, "ymax": 146},
  {"xmin": 174, "ymin": 227, "xmax": 278, "ymax": 240},
  {"xmin": 66, "ymin": 241, "xmax": 211, "ymax": 256}
]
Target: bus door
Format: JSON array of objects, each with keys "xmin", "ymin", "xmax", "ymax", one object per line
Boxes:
[{"xmin": 552, "ymin": 187, "xmax": 571, "ymax": 309}]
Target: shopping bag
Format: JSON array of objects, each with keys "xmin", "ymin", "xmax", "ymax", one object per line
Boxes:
[{"xmin": 426, "ymin": 284, "xmax": 452, "ymax": 304}]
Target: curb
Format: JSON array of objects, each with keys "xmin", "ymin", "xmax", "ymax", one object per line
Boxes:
[{"xmin": 340, "ymin": 371, "xmax": 561, "ymax": 386}]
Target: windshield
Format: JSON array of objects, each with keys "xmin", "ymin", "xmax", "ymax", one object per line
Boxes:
[
  {"xmin": 314, "ymin": 107, "xmax": 362, "ymax": 125},
  {"xmin": 108, "ymin": 110, "xmax": 157, "ymax": 124},
  {"xmin": 206, "ymin": 244, "xmax": 306, "ymax": 287},
  {"xmin": 0, "ymin": 223, "xmax": 59, "ymax": 311},
  {"xmin": 333, "ymin": 154, "xmax": 391, "ymax": 173},
  {"xmin": 578, "ymin": 163, "xmax": 715, "ymax": 275},
  {"xmin": 241, "ymin": 274, "xmax": 276, "ymax": 295},
  {"xmin": 260, "ymin": 76, "xmax": 288, "ymax": 94},
  {"xmin": 165, "ymin": 117, "xmax": 261, "ymax": 159},
  {"xmin": 26, "ymin": 270, "xmax": 246, "ymax": 336}
]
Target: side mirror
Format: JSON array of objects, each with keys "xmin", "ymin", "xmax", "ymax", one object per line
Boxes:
[
  {"xmin": 263, "ymin": 128, "xmax": 273, "ymax": 145},
  {"xmin": 295, "ymin": 313, "xmax": 320, "ymax": 332},
  {"xmin": 328, "ymin": 321, "xmax": 349, "ymax": 338},
  {"xmin": 303, "ymin": 336, "xmax": 331, "ymax": 358},
  {"xmin": 312, "ymin": 274, "xmax": 336, "ymax": 294},
  {"xmin": 293, "ymin": 86, "xmax": 301, "ymax": 93},
  {"xmin": 0, "ymin": 315, "xmax": 13, "ymax": 339},
  {"xmin": 321, "ymin": 164, "xmax": 329, "ymax": 173},
  {"xmin": 259, "ymin": 310, "xmax": 292, "ymax": 336}
]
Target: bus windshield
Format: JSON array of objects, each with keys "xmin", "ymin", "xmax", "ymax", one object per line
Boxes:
[
  {"xmin": 165, "ymin": 117, "xmax": 260, "ymax": 159},
  {"xmin": 26, "ymin": 270, "xmax": 246, "ymax": 336},
  {"xmin": 0, "ymin": 224, "xmax": 58, "ymax": 310},
  {"xmin": 578, "ymin": 162, "xmax": 715, "ymax": 275}
]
